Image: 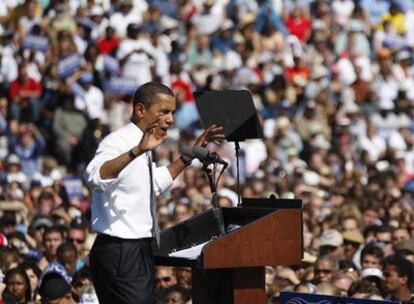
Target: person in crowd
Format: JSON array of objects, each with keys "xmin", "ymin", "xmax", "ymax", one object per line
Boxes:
[
  {"xmin": 312, "ymin": 256, "xmax": 339, "ymax": 286},
  {"xmin": 38, "ymin": 272, "xmax": 76, "ymax": 304},
  {"xmin": 360, "ymin": 243, "xmax": 385, "ymax": 270},
  {"xmin": 38, "ymin": 226, "xmax": 65, "ymax": 270},
  {"xmin": 383, "ymin": 255, "xmax": 414, "ymax": 302},
  {"xmin": 20, "ymin": 261, "xmax": 42, "ymax": 303},
  {"xmin": 4, "ymin": 267, "xmax": 31, "ymax": 304}
]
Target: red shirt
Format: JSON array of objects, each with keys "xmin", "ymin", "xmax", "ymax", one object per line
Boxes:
[
  {"xmin": 285, "ymin": 66, "xmax": 310, "ymax": 85},
  {"xmin": 98, "ymin": 37, "xmax": 120, "ymax": 55},
  {"xmin": 9, "ymin": 78, "xmax": 42, "ymax": 105},
  {"xmin": 285, "ymin": 17, "xmax": 311, "ymax": 42},
  {"xmin": 171, "ymin": 79, "xmax": 194, "ymax": 103}
]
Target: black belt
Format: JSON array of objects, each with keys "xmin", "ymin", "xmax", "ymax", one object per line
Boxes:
[{"xmin": 96, "ymin": 233, "xmax": 153, "ymax": 244}]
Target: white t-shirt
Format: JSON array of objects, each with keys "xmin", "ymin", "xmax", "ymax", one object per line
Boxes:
[
  {"xmin": 75, "ymin": 85, "xmax": 105, "ymax": 121},
  {"xmin": 109, "ymin": 2, "xmax": 148, "ymax": 37},
  {"xmin": 0, "ymin": 53, "xmax": 18, "ymax": 85},
  {"xmin": 117, "ymin": 38, "xmax": 154, "ymax": 86}
]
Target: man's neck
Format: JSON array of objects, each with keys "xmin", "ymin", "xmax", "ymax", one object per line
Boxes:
[
  {"xmin": 393, "ymin": 287, "xmax": 411, "ymax": 302},
  {"xmin": 131, "ymin": 116, "xmax": 147, "ymax": 134}
]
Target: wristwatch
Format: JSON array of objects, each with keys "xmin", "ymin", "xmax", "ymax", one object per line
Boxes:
[
  {"xmin": 179, "ymin": 155, "xmax": 192, "ymax": 166},
  {"xmin": 128, "ymin": 147, "xmax": 139, "ymax": 159}
]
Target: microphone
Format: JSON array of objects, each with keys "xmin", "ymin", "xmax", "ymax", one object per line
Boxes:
[{"xmin": 180, "ymin": 145, "xmax": 228, "ymax": 166}]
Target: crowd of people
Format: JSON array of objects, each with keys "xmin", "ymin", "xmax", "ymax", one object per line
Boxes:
[{"xmin": 0, "ymin": 0, "xmax": 413, "ymax": 303}]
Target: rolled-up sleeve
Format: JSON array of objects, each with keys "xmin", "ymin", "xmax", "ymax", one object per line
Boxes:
[
  {"xmin": 84, "ymin": 135, "xmax": 123, "ymax": 192},
  {"xmin": 153, "ymin": 165, "xmax": 173, "ymax": 196}
]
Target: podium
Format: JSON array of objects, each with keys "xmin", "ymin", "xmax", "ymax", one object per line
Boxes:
[{"xmin": 153, "ymin": 198, "xmax": 303, "ymax": 304}]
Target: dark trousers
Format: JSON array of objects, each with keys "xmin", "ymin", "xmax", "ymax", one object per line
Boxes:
[{"xmin": 90, "ymin": 234, "xmax": 155, "ymax": 304}]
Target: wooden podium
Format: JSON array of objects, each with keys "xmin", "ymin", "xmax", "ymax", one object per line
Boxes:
[{"xmin": 153, "ymin": 198, "xmax": 303, "ymax": 304}]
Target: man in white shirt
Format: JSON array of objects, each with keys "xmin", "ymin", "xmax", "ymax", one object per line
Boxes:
[
  {"xmin": 74, "ymin": 72, "xmax": 105, "ymax": 121},
  {"xmin": 117, "ymin": 23, "xmax": 155, "ymax": 87},
  {"xmin": 84, "ymin": 82, "xmax": 223, "ymax": 304}
]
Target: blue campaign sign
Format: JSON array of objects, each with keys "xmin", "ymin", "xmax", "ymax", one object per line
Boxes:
[
  {"xmin": 103, "ymin": 55, "xmax": 120, "ymax": 75},
  {"xmin": 22, "ymin": 35, "xmax": 49, "ymax": 52},
  {"xmin": 104, "ymin": 76, "xmax": 137, "ymax": 95},
  {"xmin": 58, "ymin": 54, "xmax": 82, "ymax": 79},
  {"xmin": 280, "ymin": 292, "xmax": 396, "ymax": 304},
  {"xmin": 63, "ymin": 175, "xmax": 85, "ymax": 203}
]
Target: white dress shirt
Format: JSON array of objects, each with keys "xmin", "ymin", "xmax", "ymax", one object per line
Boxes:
[{"xmin": 84, "ymin": 122, "xmax": 173, "ymax": 239}]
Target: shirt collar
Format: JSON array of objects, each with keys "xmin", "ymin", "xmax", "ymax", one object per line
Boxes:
[{"xmin": 128, "ymin": 121, "xmax": 144, "ymax": 136}]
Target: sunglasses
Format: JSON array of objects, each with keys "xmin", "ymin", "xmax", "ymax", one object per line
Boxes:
[
  {"xmin": 315, "ymin": 269, "xmax": 332, "ymax": 274},
  {"xmin": 69, "ymin": 238, "xmax": 85, "ymax": 244},
  {"xmin": 157, "ymin": 276, "xmax": 171, "ymax": 283}
]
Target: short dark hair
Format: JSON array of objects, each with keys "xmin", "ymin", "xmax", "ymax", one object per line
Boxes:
[
  {"xmin": 57, "ymin": 242, "xmax": 77, "ymax": 261},
  {"xmin": 348, "ymin": 279, "xmax": 381, "ymax": 297},
  {"xmin": 383, "ymin": 255, "xmax": 414, "ymax": 288},
  {"xmin": 375, "ymin": 224, "xmax": 394, "ymax": 235},
  {"xmin": 133, "ymin": 82, "xmax": 174, "ymax": 109},
  {"xmin": 360, "ymin": 243, "xmax": 384, "ymax": 263},
  {"xmin": 44, "ymin": 226, "xmax": 65, "ymax": 240},
  {"xmin": 164, "ymin": 285, "xmax": 191, "ymax": 302}
]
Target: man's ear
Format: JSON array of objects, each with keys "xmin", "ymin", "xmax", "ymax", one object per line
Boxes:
[
  {"xmin": 134, "ymin": 102, "xmax": 146, "ymax": 119},
  {"xmin": 399, "ymin": 274, "xmax": 408, "ymax": 287}
]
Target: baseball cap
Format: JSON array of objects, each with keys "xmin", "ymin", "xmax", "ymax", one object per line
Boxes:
[
  {"xmin": 39, "ymin": 272, "xmax": 72, "ymax": 301},
  {"xmin": 320, "ymin": 229, "xmax": 344, "ymax": 247},
  {"xmin": 70, "ymin": 216, "xmax": 88, "ymax": 229},
  {"xmin": 32, "ymin": 217, "xmax": 53, "ymax": 230}
]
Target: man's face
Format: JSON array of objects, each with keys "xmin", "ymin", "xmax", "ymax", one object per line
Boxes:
[
  {"xmin": 383, "ymin": 265, "xmax": 404, "ymax": 293},
  {"xmin": 60, "ymin": 251, "xmax": 77, "ymax": 275},
  {"xmin": 362, "ymin": 210, "xmax": 379, "ymax": 226},
  {"xmin": 377, "ymin": 232, "xmax": 393, "ymax": 255},
  {"xmin": 334, "ymin": 277, "xmax": 353, "ymax": 296},
  {"xmin": 68, "ymin": 228, "xmax": 85, "ymax": 255},
  {"xmin": 361, "ymin": 254, "xmax": 382, "ymax": 269},
  {"xmin": 343, "ymin": 241, "xmax": 359, "ymax": 260},
  {"xmin": 44, "ymin": 231, "xmax": 63, "ymax": 256},
  {"xmin": 176, "ymin": 267, "xmax": 192, "ymax": 288},
  {"xmin": 392, "ymin": 228, "xmax": 410, "ymax": 245},
  {"xmin": 155, "ymin": 267, "xmax": 177, "ymax": 289},
  {"xmin": 342, "ymin": 218, "xmax": 359, "ymax": 232},
  {"xmin": 314, "ymin": 260, "xmax": 335, "ymax": 284},
  {"xmin": 136, "ymin": 93, "xmax": 176, "ymax": 136}
]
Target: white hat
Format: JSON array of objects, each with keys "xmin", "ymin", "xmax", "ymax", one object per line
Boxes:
[
  {"xmin": 320, "ymin": 229, "xmax": 343, "ymax": 247},
  {"xmin": 361, "ymin": 268, "xmax": 383, "ymax": 279},
  {"xmin": 396, "ymin": 50, "xmax": 411, "ymax": 61},
  {"xmin": 221, "ymin": 19, "xmax": 234, "ymax": 31},
  {"xmin": 90, "ymin": 5, "xmax": 104, "ymax": 15},
  {"xmin": 312, "ymin": 134, "xmax": 331, "ymax": 150},
  {"xmin": 161, "ymin": 16, "xmax": 179, "ymax": 30},
  {"xmin": 303, "ymin": 170, "xmax": 320, "ymax": 186},
  {"xmin": 276, "ymin": 116, "xmax": 291, "ymax": 129},
  {"xmin": 6, "ymin": 153, "xmax": 21, "ymax": 165},
  {"xmin": 312, "ymin": 65, "xmax": 328, "ymax": 79}
]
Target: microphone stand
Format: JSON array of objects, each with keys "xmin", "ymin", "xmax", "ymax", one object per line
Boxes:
[
  {"xmin": 202, "ymin": 161, "xmax": 226, "ymax": 235},
  {"xmin": 235, "ymin": 141, "xmax": 241, "ymax": 206}
]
